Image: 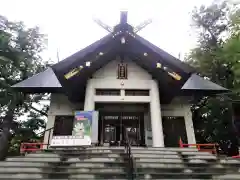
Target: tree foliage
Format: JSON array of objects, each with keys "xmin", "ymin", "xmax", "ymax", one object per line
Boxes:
[
  {"xmin": 186, "ymin": 1, "xmax": 240, "ymax": 155},
  {"xmin": 0, "ymin": 15, "xmax": 49, "ymax": 158}
]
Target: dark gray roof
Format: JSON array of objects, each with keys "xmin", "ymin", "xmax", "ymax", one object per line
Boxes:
[
  {"xmin": 11, "ymin": 16, "xmax": 228, "ymax": 99},
  {"xmin": 134, "ymin": 34, "xmax": 195, "ymax": 74},
  {"xmin": 181, "ymin": 74, "xmax": 228, "ymax": 91},
  {"xmin": 12, "ymin": 68, "xmax": 62, "ymax": 88}
]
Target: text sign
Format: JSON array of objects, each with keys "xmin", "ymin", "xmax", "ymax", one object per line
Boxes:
[{"xmin": 50, "ymin": 136, "xmax": 91, "ymax": 147}]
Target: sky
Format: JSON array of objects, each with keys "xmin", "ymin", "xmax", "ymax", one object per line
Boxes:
[{"xmin": 0, "ymin": 0, "xmax": 216, "ymax": 63}]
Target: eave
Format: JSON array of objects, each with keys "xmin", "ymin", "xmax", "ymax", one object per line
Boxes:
[{"xmin": 12, "ymin": 23, "xmax": 228, "ymax": 103}]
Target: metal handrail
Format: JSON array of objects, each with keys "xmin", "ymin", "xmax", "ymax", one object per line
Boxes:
[{"xmin": 123, "ymin": 126, "xmax": 136, "ymax": 180}]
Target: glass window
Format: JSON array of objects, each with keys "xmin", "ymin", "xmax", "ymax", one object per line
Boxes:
[{"xmin": 53, "ymin": 116, "xmax": 74, "ymax": 136}]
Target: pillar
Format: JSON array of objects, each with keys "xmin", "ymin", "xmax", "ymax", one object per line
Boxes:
[
  {"xmin": 150, "ymin": 80, "xmax": 164, "ymax": 147},
  {"xmin": 83, "ymin": 79, "xmax": 97, "ymax": 145},
  {"xmin": 84, "ymin": 80, "xmax": 95, "ymax": 111},
  {"xmin": 43, "ymin": 115, "xmax": 55, "ymax": 149},
  {"xmin": 184, "ymin": 105, "xmax": 196, "ymax": 144}
]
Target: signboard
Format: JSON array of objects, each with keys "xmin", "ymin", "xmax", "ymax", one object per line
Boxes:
[
  {"xmin": 117, "ymin": 63, "xmax": 127, "ymax": 79},
  {"xmin": 51, "ymin": 111, "xmax": 95, "ymax": 147},
  {"xmin": 50, "ymin": 135, "xmax": 90, "ymax": 147}
]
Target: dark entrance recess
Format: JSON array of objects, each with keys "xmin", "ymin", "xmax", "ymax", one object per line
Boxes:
[
  {"xmin": 162, "ymin": 116, "xmax": 187, "ymax": 147},
  {"xmin": 98, "ymin": 112, "xmax": 145, "ymax": 146},
  {"xmin": 53, "ymin": 116, "xmax": 74, "ymax": 136}
]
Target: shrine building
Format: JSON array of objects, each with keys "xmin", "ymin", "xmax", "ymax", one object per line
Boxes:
[{"xmin": 12, "ymin": 12, "xmax": 228, "ymax": 148}]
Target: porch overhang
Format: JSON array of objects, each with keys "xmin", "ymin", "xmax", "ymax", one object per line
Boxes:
[{"xmin": 180, "ymin": 74, "xmax": 229, "ymax": 96}]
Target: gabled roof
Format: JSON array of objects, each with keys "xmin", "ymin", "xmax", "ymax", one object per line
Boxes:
[{"xmin": 12, "ymin": 12, "xmax": 228, "ymax": 103}]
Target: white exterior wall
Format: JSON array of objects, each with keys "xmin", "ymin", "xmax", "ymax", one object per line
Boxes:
[
  {"xmin": 85, "ymin": 57, "xmax": 164, "ymax": 147},
  {"xmin": 144, "ymin": 102, "xmax": 196, "ymax": 146},
  {"xmin": 43, "ymin": 94, "xmax": 83, "ymax": 148},
  {"xmin": 44, "ymin": 57, "xmax": 196, "ymax": 147},
  {"xmin": 161, "ymin": 103, "xmax": 196, "ymax": 144},
  {"xmin": 93, "ymin": 58, "xmax": 152, "ymax": 80}
]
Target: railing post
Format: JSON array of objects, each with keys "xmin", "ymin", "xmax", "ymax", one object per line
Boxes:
[
  {"xmin": 179, "ymin": 137, "xmax": 183, "ymax": 148},
  {"xmin": 47, "ymin": 128, "xmax": 52, "ymax": 149}
]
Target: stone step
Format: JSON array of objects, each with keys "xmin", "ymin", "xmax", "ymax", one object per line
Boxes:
[
  {"xmin": 0, "ymin": 167, "xmax": 126, "ymax": 173},
  {"xmin": 66, "ymin": 168, "xmax": 126, "ymax": 173},
  {"xmin": 220, "ymin": 159, "xmax": 240, "ymax": 165},
  {"xmin": 0, "ymin": 162, "xmax": 48, "ymax": 167},
  {"xmin": 135, "ymin": 172, "xmax": 222, "ymax": 179},
  {"xmin": 0, "ymin": 174, "xmax": 128, "ymax": 180},
  {"xmin": 136, "ymin": 166, "xmax": 236, "ymax": 174},
  {"xmin": 181, "ymin": 151, "xmax": 216, "ymax": 156},
  {"xmin": 133, "ymin": 154, "xmax": 181, "ymax": 159},
  {"xmin": 45, "ymin": 179, "xmax": 128, "ymax": 180},
  {"xmin": 6, "ymin": 157, "xmax": 60, "ymax": 162},
  {"xmin": 137, "ymin": 163, "xmax": 185, "ymax": 169},
  {"xmin": 131, "ymin": 147, "xmax": 198, "ymax": 152},
  {"xmin": 6, "ymin": 157, "xmax": 125, "ymax": 163},
  {"xmin": 68, "ymin": 174, "xmax": 127, "ymax": 179},
  {"xmin": 26, "ymin": 152, "xmax": 126, "ymax": 158},
  {"xmin": 212, "ymin": 174, "xmax": 240, "ymax": 180},
  {"xmin": 131, "ymin": 150, "xmax": 179, "ymax": 155},
  {"xmin": 0, "ymin": 161, "xmax": 126, "ymax": 167},
  {"xmin": 48, "ymin": 147, "xmax": 198, "ymax": 152},
  {"xmin": 0, "ymin": 174, "xmax": 45, "ymax": 179},
  {"xmin": 135, "ymin": 158, "xmax": 183, "ymax": 163},
  {"xmin": 68, "ymin": 162, "xmax": 126, "ymax": 167}
]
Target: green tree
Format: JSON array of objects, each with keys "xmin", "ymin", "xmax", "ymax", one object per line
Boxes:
[
  {"xmin": 186, "ymin": 1, "xmax": 240, "ymax": 155},
  {"xmin": 0, "ymin": 15, "xmax": 49, "ymax": 159}
]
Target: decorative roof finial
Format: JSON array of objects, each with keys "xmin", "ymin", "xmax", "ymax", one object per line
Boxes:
[
  {"xmin": 93, "ymin": 11, "xmax": 152, "ymax": 34},
  {"xmin": 120, "ymin": 11, "xmax": 128, "ymax": 24}
]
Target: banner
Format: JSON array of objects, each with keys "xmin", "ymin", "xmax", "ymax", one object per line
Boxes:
[
  {"xmin": 72, "ymin": 111, "xmax": 93, "ymax": 146},
  {"xmin": 51, "ymin": 111, "xmax": 94, "ymax": 147}
]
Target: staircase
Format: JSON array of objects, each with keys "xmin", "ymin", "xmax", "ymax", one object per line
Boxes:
[
  {"xmin": 132, "ymin": 147, "xmax": 240, "ymax": 179},
  {"xmin": 0, "ymin": 147, "xmax": 240, "ymax": 179}
]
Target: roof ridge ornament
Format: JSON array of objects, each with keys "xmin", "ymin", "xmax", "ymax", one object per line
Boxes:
[
  {"xmin": 93, "ymin": 11, "xmax": 152, "ymax": 34},
  {"xmin": 93, "ymin": 18, "xmax": 113, "ymax": 33}
]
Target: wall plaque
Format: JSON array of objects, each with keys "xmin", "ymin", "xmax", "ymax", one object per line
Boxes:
[{"xmin": 117, "ymin": 63, "xmax": 127, "ymax": 79}]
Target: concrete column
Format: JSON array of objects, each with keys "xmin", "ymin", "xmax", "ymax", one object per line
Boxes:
[
  {"xmin": 184, "ymin": 105, "xmax": 196, "ymax": 144},
  {"xmin": 83, "ymin": 79, "xmax": 97, "ymax": 145},
  {"xmin": 43, "ymin": 115, "xmax": 55, "ymax": 149},
  {"xmin": 84, "ymin": 80, "xmax": 95, "ymax": 111},
  {"xmin": 150, "ymin": 80, "xmax": 164, "ymax": 147}
]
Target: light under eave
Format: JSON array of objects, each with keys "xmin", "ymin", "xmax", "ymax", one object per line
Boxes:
[
  {"xmin": 181, "ymin": 74, "xmax": 228, "ymax": 92},
  {"xmin": 12, "ymin": 68, "xmax": 62, "ymax": 89}
]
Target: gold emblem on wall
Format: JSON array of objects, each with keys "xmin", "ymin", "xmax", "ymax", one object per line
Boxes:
[
  {"xmin": 156, "ymin": 62, "xmax": 182, "ymax": 81},
  {"xmin": 117, "ymin": 63, "xmax": 128, "ymax": 79},
  {"xmin": 64, "ymin": 66, "xmax": 83, "ymax": 80}
]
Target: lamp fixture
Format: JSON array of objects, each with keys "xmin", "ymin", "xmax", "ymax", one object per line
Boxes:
[
  {"xmin": 156, "ymin": 63, "xmax": 162, "ymax": 68},
  {"xmin": 121, "ymin": 37, "xmax": 126, "ymax": 44},
  {"xmin": 86, "ymin": 61, "xmax": 91, "ymax": 67}
]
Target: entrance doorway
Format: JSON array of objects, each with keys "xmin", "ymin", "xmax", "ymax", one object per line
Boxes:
[
  {"xmin": 98, "ymin": 112, "xmax": 145, "ymax": 146},
  {"xmin": 162, "ymin": 116, "xmax": 188, "ymax": 147}
]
